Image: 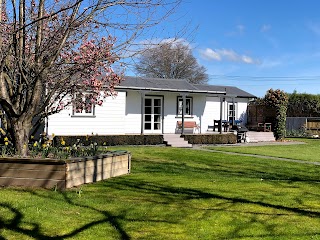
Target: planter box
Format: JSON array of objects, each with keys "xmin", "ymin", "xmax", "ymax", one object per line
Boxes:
[{"xmin": 0, "ymin": 151, "xmax": 131, "ymax": 190}]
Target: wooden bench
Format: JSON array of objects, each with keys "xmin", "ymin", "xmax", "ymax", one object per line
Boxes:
[
  {"xmin": 257, "ymin": 122, "xmax": 272, "ymax": 132},
  {"xmin": 176, "ymin": 121, "xmax": 199, "ymax": 134}
]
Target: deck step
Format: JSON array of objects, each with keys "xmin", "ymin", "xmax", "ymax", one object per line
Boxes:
[
  {"xmin": 163, "ymin": 134, "xmax": 192, "ymax": 148},
  {"xmin": 246, "ymin": 131, "xmax": 275, "ymax": 142}
]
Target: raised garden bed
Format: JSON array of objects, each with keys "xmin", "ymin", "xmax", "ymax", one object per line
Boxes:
[{"xmin": 0, "ymin": 151, "xmax": 131, "ymax": 190}]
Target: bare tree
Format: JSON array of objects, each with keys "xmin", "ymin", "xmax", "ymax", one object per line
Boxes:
[
  {"xmin": 0, "ymin": 0, "xmax": 181, "ymax": 156},
  {"xmin": 134, "ymin": 41, "xmax": 208, "ymax": 84}
]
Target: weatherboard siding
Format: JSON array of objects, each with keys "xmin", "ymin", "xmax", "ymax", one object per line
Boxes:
[
  {"xmin": 201, "ymin": 97, "xmax": 221, "ymax": 133},
  {"xmin": 47, "ymin": 89, "xmax": 250, "ymax": 136},
  {"xmin": 47, "ymin": 91, "xmax": 126, "ymax": 135},
  {"xmin": 124, "ymin": 91, "xmax": 143, "ymax": 134},
  {"xmin": 236, "ymin": 100, "xmax": 249, "ymax": 123}
]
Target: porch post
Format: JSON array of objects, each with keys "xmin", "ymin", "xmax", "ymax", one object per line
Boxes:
[
  {"xmin": 232, "ymin": 97, "xmax": 235, "ymax": 126},
  {"xmin": 181, "ymin": 93, "xmax": 187, "ymax": 135},
  {"xmin": 220, "ymin": 96, "xmax": 224, "ymax": 134},
  {"xmin": 140, "ymin": 91, "xmax": 145, "ymax": 134}
]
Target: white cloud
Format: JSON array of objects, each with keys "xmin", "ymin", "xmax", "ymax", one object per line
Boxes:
[
  {"xmin": 242, "ymin": 55, "xmax": 255, "ymax": 64},
  {"xmin": 236, "ymin": 24, "xmax": 245, "ymax": 33},
  {"xmin": 138, "ymin": 38, "xmax": 189, "ymax": 47},
  {"xmin": 226, "ymin": 24, "xmax": 246, "ymax": 36},
  {"xmin": 261, "ymin": 24, "xmax": 271, "ymax": 33},
  {"xmin": 219, "ymin": 49, "xmax": 239, "ymax": 61},
  {"xmin": 307, "ymin": 22, "xmax": 320, "ymax": 36},
  {"xmin": 200, "ymin": 48, "xmax": 221, "ymax": 61},
  {"xmin": 199, "ymin": 48, "xmax": 259, "ymax": 64},
  {"xmin": 258, "ymin": 59, "xmax": 282, "ymax": 68}
]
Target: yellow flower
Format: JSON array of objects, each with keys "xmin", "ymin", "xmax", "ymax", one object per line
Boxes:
[
  {"xmin": 42, "ymin": 144, "xmax": 47, "ymax": 148},
  {"xmin": 4, "ymin": 137, "xmax": 8, "ymax": 142},
  {"xmin": 33, "ymin": 142, "xmax": 38, "ymax": 147},
  {"xmin": 0, "ymin": 128, "xmax": 5, "ymax": 135},
  {"xmin": 65, "ymin": 146, "xmax": 70, "ymax": 151},
  {"xmin": 61, "ymin": 140, "xmax": 66, "ymax": 146},
  {"xmin": 30, "ymin": 135, "xmax": 34, "ymax": 139},
  {"xmin": 4, "ymin": 142, "xmax": 8, "ymax": 146}
]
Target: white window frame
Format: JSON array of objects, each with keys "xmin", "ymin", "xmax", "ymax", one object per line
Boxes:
[
  {"xmin": 227, "ymin": 102, "xmax": 237, "ymax": 122},
  {"xmin": 72, "ymin": 93, "xmax": 96, "ymax": 117},
  {"xmin": 177, "ymin": 96, "xmax": 193, "ymax": 116}
]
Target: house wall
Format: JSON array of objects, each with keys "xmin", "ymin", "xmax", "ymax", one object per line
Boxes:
[
  {"xmin": 47, "ymin": 90, "xmax": 250, "ymax": 136},
  {"xmin": 236, "ymin": 100, "xmax": 249, "ymax": 123},
  {"xmin": 124, "ymin": 90, "xmax": 142, "ymax": 134},
  {"xmin": 201, "ymin": 97, "xmax": 249, "ymax": 132},
  {"xmin": 47, "ymin": 91, "xmax": 127, "ymax": 135},
  {"xmin": 162, "ymin": 93, "xmax": 203, "ymax": 133},
  {"xmin": 201, "ymin": 96, "xmax": 221, "ymax": 133}
]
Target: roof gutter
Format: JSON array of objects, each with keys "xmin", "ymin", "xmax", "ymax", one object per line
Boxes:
[{"xmin": 115, "ymin": 86, "xmax": 226, "ymax": 95}]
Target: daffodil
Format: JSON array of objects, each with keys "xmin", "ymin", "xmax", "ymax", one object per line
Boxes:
[
  {"xmin": 4, "ymin": 137, "xmax": 8, "ymax": 142},
  {"xmin": 33, "ymin": 142, "xmax": 38, "ymax": 147},
  {"xmin": 4, "ymin": 142, "xmax": 8, "ymax": 146},
  {"xmin": 0, "ymin": 128, "xmax": 5, "ymax": 135},
  {"xmin": 61, "ymin": 140, "xmax": 66, "ymax": 146}
]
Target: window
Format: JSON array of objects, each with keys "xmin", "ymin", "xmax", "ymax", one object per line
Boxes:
[
  {"xmin": 72, "ymin": 93, "xmax": 95, "ymax": 116},
  {"xmin": 228, "ymin": 103, "xmax": 236, "ymax": 122},
  {"xmin": 177, "ymin": 96, "xmax": 192, "ymax": 116}
]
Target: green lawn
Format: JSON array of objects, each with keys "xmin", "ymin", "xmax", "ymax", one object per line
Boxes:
[
  {"xmin": 207, "ymin": 138, "xmax": 320, "ymax": 162},
  {"xmin": 0, "ymin": 145, "xmax": 320, "ymax": 239}
]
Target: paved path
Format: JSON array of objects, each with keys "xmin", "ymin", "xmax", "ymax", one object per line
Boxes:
[{"xmin": 192, "ymin": 143, "xmax": 320, "ymax": 166}]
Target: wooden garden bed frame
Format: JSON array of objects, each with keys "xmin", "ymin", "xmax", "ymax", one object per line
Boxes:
[{"xmin": 0, "ymin": 151, "xmax": 131, "ymax": 190}]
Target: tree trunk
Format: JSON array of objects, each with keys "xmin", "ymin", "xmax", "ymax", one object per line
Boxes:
[{"xmin": 12, "ymin": 117, "xmax": 32, "ymax": 157}]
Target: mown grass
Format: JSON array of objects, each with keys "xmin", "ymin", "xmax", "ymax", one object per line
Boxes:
[
  {"xmin": 206, "ymin": 138, "xmax": 320, "ymax": 162},
  {"xmin": 0, "ymin": 145, "xmax": 320, "ymax": 239}
]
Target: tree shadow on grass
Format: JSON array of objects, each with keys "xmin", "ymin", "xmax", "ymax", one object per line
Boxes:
[
  {"xmin": 0, "ymin": 203, "xmax": 49, "ymax": 239},
  {"xmin": 140, "ymin": 158, "xmax": 320, "ymax": 184},
  {"xmin": 105, "ymin": 178, "xmax": 320, "ymax": 217},
  {"xmin": 1, "ymin": 157, "xmax": 319, "ymax": 239},
  {"xmin": 1, "ymin": 178, "xmax": 320, "ymax": 239},
  {"xmin": 0, "ymin": 192, "xmax": 131, "ymax": 240}
]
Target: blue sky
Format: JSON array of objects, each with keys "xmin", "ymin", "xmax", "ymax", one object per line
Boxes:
[{"xmin": 128, "ymin": 0, "xmax": 320, "ymax": 97}]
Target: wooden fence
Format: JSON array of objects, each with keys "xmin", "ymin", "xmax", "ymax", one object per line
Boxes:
[{"xmin": 286, "ymin": 117, "xmax": 320, "ymax": 135}]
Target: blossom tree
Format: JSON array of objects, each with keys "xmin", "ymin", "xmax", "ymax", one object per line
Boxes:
[{"xmin": 0, "ymin": 0, "xmax": 181, "ymax": 156}]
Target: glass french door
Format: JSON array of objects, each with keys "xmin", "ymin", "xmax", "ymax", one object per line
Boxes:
[
  {"xmin": 144, "ymin": 97, "xmax": 162, "ymax": 133},
  {"xmin": 228, "ymin": 103, "xmax": 236, "ymax": 122}
]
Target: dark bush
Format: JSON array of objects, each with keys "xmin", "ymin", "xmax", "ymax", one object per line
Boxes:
[
  {"xmin": 54, "ymin": 135, "xmax": 164, "ymax": 146},
  {"xmin": 181, "ymin": 134, "xmax": 237, "ymax": 144}
]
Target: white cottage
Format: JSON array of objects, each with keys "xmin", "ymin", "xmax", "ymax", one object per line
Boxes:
[{"xmin": 46, "ymin": 76, "xmax": 256, "ymax": 136}]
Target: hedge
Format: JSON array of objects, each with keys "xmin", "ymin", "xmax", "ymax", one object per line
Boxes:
[
  {"xmin": 54, "ymin": 135, "xmax": 164, "ymax": 146},
  {"xmin": 181, "ymin": 134, "xmax": 237, "ymax": 144},
  {"xmin": 53, "ymin": 134, "xmax": 237, "ymax": 146}
]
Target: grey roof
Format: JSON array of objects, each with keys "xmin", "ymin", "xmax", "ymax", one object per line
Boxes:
[
  {"xmin": 194, "ymin": 84, "xmax": 256, "ymax": 98},
  {"xmin": 116, "ymin": 76, "xmax": 255, "ymax": 98},
  {"xmin": 118, "ymin": 76, "xmax": 198, "ymax": 91}
]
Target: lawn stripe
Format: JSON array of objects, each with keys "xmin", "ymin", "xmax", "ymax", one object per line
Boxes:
[{"xmin": 194, "ymin": 146, "xmax": 320, "ymax": 166}]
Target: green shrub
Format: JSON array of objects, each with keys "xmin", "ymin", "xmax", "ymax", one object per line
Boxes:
[
  {"xmin": 265, "ymin": 89, "xmax": 288, "ymax": 140},
  {"xmin": 54, "ymin": 135, "xmax": 164, "ymax": 146},
  {"xmin": 181, "ymin": 134, "xmax": 237, "ymax": 144}
]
